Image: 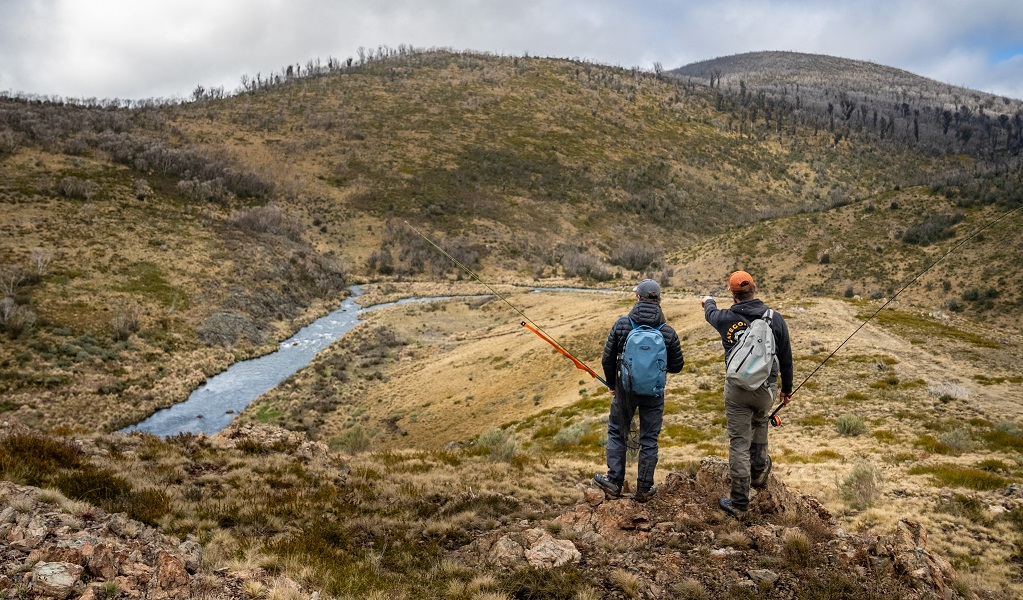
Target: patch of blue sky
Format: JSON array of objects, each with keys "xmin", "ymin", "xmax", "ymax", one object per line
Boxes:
[{"xmin": 989, "ymin": 45, "xmax": 1023, "ymax": 63}]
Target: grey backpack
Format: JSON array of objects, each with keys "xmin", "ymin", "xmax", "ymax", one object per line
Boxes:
[{"xmin": 725, "ymin": 309, "xmax": 777, "ymax": 390}]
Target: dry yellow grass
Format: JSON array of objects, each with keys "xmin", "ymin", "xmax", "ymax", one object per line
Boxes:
[{"xmin": 235, "ymin": 281, "xmax": 1023, "ymax": 594}]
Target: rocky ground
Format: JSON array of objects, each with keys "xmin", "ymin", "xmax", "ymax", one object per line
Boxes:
[{"xmin": 0, "ymin": 420, "xmax": 990, "ymax": 599}]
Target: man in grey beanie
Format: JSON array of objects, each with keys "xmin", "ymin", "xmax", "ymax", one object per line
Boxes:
[{"xmin": 593, "ymin": 279, "xmax": 684, "ymax": 502}]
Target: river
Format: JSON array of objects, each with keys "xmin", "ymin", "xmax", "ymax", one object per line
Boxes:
[{"xmin": 121, "ymin": 285, "xmax": 617, "ymax": 437}]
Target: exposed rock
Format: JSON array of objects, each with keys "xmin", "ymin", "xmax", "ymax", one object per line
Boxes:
[
  {"xmin": 156, "ymin": 551, "xmax": 189, "ymax": 590},
  {"xmin": 748, "ymin": 568, "xmax": 779, "ymax": 585},
  {"xmin": 522, "ymin": 529, "xmax": 581, "ymax": 568},
  {"xmin": 0, "ymin": 481, "xmax": 289, "ymax": 600},
  {"xmin": 31, "ymin": 561, "xmax": 83, "ymax": 599},
  {"xmin": 488, "ymin": 536, "xmax": 525, "ymax": 567},
  {"xmin": 459, "ymin": 458, "xmax": 974, "ymax": 599}
]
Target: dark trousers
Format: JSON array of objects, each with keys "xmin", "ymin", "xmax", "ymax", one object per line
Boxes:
[{"xmin": 605, "ymin": 392, "xmax": 663, "ymax": 491}]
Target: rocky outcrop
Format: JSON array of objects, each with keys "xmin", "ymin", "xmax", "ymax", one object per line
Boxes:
[
  {"xmin": 0, "ymin": 481, "xmax": 310, "ymax": 600},
  {"xmin": 460, "ymin": 457, "xmax": 975, "ymax": 600}
]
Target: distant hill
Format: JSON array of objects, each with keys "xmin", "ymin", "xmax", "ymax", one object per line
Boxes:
[{"xmin": 671, "ymin": 50, "xmax": 1023, "ymax": 160}]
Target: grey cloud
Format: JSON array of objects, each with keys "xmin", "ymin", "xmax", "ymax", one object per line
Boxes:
[{"xmin": 0, "ymin": 0, "xmax": 1020, "ymax": 100}]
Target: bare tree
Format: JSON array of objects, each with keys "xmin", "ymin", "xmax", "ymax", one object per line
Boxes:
[
  {"xmin": 0, "ymin": 267, "xmax": 24, "ymax": 297},
  {"xmin": 30, "ymin": 248, "xmax": 53, "ymax": 279}
]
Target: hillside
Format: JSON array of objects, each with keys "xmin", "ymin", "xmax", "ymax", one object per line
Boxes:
[
  {"xmin": 1, "ymin": 48, "xmax": 1023, "ymax": 597},
  {"xmin": 2, "ymin": 49, "xmax": 1020, "ymax": 435}
]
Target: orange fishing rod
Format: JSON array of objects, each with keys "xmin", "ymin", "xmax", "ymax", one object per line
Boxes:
[{"xmin": 405, "ymin": 221, "xmax": 610, "ymax": 388}]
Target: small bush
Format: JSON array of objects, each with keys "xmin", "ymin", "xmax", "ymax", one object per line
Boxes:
[
  {"xmin": 610, "ymin": 569, "xmax": 641, "ymax": 598},
  {"xmin": 609, "ymin": 245, "xmax": 662, "ymax": 271},
  {"xmin": 0, "ymin": 298, "xmax": 36, "ymax": 338},
  {"xmin": 230, "ymin": 203, "xmax": 305, "ymax": 241},
  {"xmin": 782, "ymin": 528, "xmax": 813, "ymax": 567},
  {"xmin": 839, "ymin": 462, "xmax": 883, "ymax": 509},
  {"xmin": 331, "ymin": 424, "xmax": 374, "ymax": 454},
  {"xmin": 552, "ymin": 422, "xmax": 590, "ymax": 448},
  {"xmin": 561, "ymin": 251, "xmax": 612, "ymax": 281},
  {"xmin": 937, "ymin": 493, "xmax": 993, "ymax": 526},
  {"xmin": 902, "ymin": 212, "xmax": 964, "ymax": 246},
  {"xmin": 914, "ymin": 434, "xmax": 959, "ymax": 455},
  {"xmin": 835, "ymin": 414, "xmax": 866, "ymax": 436},
  {"xmin": 474, "ymin": 429, "xmax": 519, "ymax": 463},
  {"xmin": 671, "ymin": 579, "xmax": 708, "ymax": 600},
  {"xmin": 59, "ymin": 176, "xmax": 97, "ymax": 200},
  {"xmin": 110, "ymin": 306, "xmax": 143, "ymax": 341},
  {"xmin": 938, "ymin": 428, "xmax": 975, "ymax": 453},
  {"xmin": 928, "ymin": 383, "xmax": 969, "ymax": 403}
]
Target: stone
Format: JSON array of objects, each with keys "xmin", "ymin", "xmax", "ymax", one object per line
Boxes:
[
  {"xmin": 488, "ymin": 536, "xmax": 525, "ymax": 567},
  {"xmin": 582, "ymin": 487, "xmax": 604, "ymax": 507},
  {"xmin": 523, "ymin": 533, "xmax": 581, "ymax": 568},
  {"xmin": 155, "ymin": 551, "xmax": 189, "ymax": 590},
  {"xmin": 31, "ymin": 562, "xmax": 83, "ymax": 600},
  {"xmin": 178, "ymin": 540, "xmax": 202, "ymax": 573},
  {"xmin": 747, "ymin": 569, "xmax": 779, "ymax": 585},
  {"xmin": 88, "ymin": 543, "xmax": 118, "ymax": 579}
]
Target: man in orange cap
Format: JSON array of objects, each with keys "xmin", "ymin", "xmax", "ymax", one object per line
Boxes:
[{"xmin": 702, "ymin": 271, "xmax": 793, "ymax": 518}]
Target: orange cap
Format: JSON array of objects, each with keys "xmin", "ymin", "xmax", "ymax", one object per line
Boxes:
[{"xmin": 728, "ymin": 270, "xmax": 755, "ymax": 292}]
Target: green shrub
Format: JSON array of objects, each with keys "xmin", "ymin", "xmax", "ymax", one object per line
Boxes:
[
  {"xmin": 0, "ymin": 433, "xmax": 170, "ymax": 525},
  {"xmin": 835, "ymin": 414, "xmax": 866, "ymax": 436},
  {"xmin": 873, "ymin": 430, "xmax": 897, "ymax": 444},
  {"xmin": 552, "ymin": 422, "xmax": 590, "ymax": 448},
  {"xmin": 331, "ymin": 424, "xmax": 374, "ymax": 454},
  {"xmin": 475, "ymin": 429, "xmax": 519, "ymax": 463},
  {"xmin": 839, "ymin": 462, "xmax": 883, "ymax": 509},
  {"xmin": 937, "ymin": 493, "xmax": 993, "ymax": 526},
  {"xmin": 913, "ymin": 434, "xmax": 959, "ymax": 455},
  {"xmin": 901, "ymin": 212, "xmax": 964, "ymax": 246}
]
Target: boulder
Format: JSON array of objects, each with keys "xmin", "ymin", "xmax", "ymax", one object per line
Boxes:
[{"xmin": 31, "ymin": 562, "xmax": 83, "ymax": 600}]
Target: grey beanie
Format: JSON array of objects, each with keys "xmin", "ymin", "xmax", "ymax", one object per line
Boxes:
[{"xmin": 634, "ymin": 279, "xmax": 661, "ymax": 300}]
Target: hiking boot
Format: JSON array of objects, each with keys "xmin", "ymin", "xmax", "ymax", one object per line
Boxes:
[
  {"xmin": 634, "ymin": 486, "xmax": 657, "ymax": 503},
  {"xmin": 719, "ymin": 497, "xmax": 748, "ymax": 518},
  {"xmin": 751, "ymin": 456, "xmax": 773, "ymax": 489},
  {"xmin": 593, "ymin": 473, "xmax": 622, "ymax": 498}
]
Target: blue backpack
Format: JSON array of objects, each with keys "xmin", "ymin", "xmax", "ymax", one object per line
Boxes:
[{"xmin": 619, "ymin": 319, "xmax": 667, "ymax": 397}]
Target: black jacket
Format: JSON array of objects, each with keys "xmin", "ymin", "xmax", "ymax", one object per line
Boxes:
[
  {"xmin": 602, "ymin": 300, "xmax": 685, "ymax": 393},
  {"xmin": 704, "ymin": 298, "xmax": 793, "ymax": 393}
]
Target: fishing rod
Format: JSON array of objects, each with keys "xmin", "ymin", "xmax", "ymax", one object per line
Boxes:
[
  {"xmin": 404, "ymin": 221, "xmax": 610, "ymax": 388},
  {"xmin": 768, "ymin": 202, "xmax": 1023, "ymax": 427}
]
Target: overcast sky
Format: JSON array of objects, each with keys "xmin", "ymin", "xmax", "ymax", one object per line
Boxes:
[{"xmin": 2, "ymin": 0, "xmax": 1022, "ymax": 101}]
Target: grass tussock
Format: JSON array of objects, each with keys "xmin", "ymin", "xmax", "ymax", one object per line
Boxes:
[
  {"xmin": 908, "ymin": 464, "xmax": 1014, "ymax": 491},
  {"xmin": 838, "ymin": 462, "xmax": 884, "ymax": 510}
]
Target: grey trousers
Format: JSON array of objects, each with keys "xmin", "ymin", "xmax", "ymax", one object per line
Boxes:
[{"xmin": 724, "ymin": 379, "xmax": 776, "ymax": 480}]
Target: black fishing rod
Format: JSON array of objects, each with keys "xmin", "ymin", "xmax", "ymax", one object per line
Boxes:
[
  {"xmin": 404, "ymin": 221, "xmax": 610, "ymax": 388},
  {"xmin": 768, "ymin": 202, "xmax": 1022, "ymax": 426}
]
